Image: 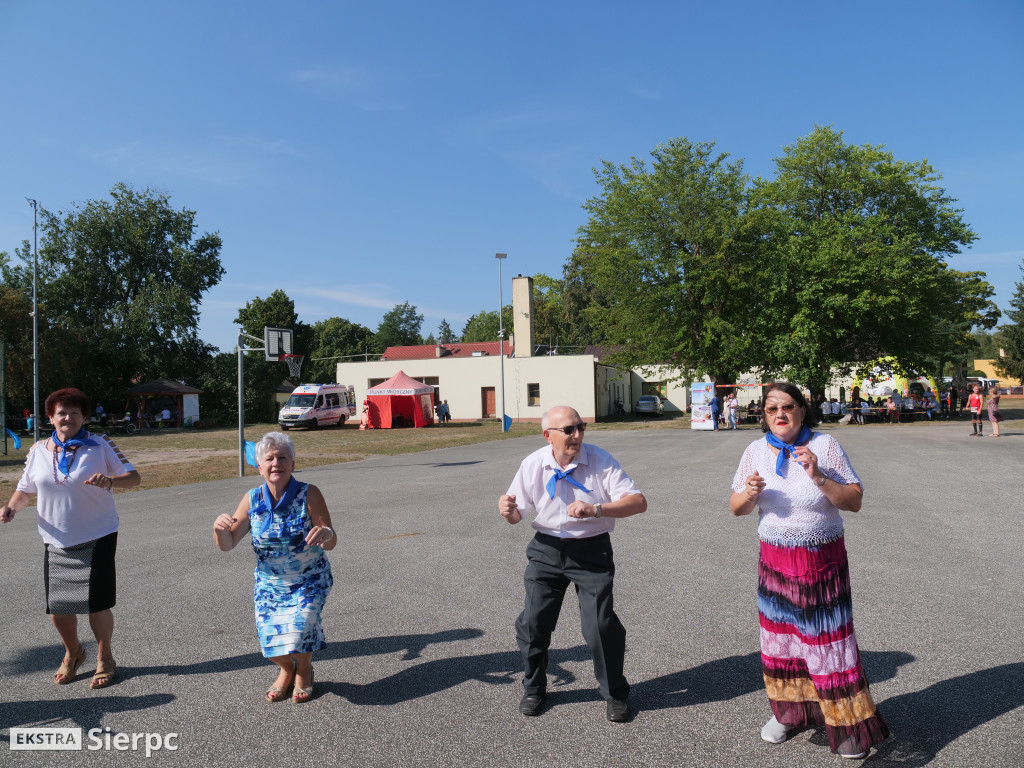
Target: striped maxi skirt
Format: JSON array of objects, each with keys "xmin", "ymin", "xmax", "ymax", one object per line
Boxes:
[{"xmin": 758, "ymin": 535, "xmax": 889, "ymax": 755}]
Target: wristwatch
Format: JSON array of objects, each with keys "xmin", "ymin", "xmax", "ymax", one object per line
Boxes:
[
  {"xmin": 815, "ymin": 475, "xmax": 827, "ymax": 487},
  {"xmin": 594, "ymin": 503, "xmax": 603, "ymax": 518}
]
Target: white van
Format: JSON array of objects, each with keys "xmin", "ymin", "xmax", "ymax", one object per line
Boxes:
[{"xmin": 278, "ymin": 384, "xmax": 357, "ymax": 430}]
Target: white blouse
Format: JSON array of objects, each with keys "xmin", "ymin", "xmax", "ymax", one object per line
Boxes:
[{"xmin": 731, "ymin": 432, "xmax": 862, "ymax": 547}]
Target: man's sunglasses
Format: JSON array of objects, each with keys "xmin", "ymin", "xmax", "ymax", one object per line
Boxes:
[{"xmin": 548, "ymin": 424, "xmax": 587, "ymax": 436}]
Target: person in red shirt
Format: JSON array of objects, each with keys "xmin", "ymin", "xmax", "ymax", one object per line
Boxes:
[{"xmin": 967, "ymin": 384, "xmax": 984, "ymax": 436}]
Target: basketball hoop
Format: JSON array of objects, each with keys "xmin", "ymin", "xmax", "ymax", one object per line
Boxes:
[{"xmin": 280, "ymin": 354, "xmax": 304, "ymax": 379}]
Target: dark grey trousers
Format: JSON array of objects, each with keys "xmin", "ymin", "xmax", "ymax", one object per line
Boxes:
[{"xmin": 515, "ymin": 532, "xmax": 629, "ymax": 701}]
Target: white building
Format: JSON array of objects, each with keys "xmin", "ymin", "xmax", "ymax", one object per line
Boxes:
[{"xmin": 335, "ymin": 276, "xmax": 688, "ymax": 423}]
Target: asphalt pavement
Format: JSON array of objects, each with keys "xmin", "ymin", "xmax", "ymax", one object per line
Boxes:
[{"xmin": 1, "ymin": 419, "xmax": 1021, "ymax": 767}]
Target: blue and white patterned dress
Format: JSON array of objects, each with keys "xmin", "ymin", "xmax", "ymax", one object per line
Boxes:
[{"xmin": 247, "ymin": 479, "xmax": 333, "ymax": 658}]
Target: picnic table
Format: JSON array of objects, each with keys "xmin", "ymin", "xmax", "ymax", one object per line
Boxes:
[{"xmin": 87, "ymin": 417, "xmax": 137, "ymax": 435}]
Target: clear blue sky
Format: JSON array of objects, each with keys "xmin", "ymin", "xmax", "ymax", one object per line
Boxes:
[{"xmin": 2, "ymin": 1, "xmax": 1021, "ymax": 355}]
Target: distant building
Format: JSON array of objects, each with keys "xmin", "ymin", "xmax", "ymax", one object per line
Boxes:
[
  {"xmin": 973, "ymin": 359, "xmax": 1021, "ymax": 389},
  {"xmin": 335, "ymin": 275, "xmax": 691, "ymax": 423}
]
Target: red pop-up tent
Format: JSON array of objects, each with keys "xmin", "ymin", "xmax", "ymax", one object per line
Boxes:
[{"xmin": 365, "ymin": 371, "xmax": 436, "ymax": 428}]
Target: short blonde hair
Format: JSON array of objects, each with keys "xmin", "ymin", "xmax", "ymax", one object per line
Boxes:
[{"xmin": 255, "ymin": 432, "xmax": 295, "ymax": 464}]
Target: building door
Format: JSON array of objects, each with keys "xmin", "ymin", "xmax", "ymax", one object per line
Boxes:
[{"xmin": 481, "ymin": 387, "xmax": 496, "ymax": 418}]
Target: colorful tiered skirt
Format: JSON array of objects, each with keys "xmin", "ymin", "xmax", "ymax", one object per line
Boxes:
[{"xmin": 758, "ymin": 535, "xmax": 889, "ymax": 754}]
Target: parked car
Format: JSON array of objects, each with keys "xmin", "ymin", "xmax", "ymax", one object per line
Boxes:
[{"xmin": 635, "ymin": 395, "xmax": 665, "ymax": 416}]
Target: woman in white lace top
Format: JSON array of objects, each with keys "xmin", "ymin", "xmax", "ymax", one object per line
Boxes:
[{"xmin": 729, "ymin": 382, "xmax": 889, "ymax": 760}]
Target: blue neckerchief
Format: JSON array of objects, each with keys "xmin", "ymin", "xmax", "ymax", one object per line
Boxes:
[
  {"xmin": 51, "ymin": 428, "xmax": 99, "ymax": 476},
  {"xmin": 765, "ymin": 425, "xmax": 813, "ymax": 477},
  {"xmin": 545, "ymin": 465, "xmax": 593, "ymax": 499},
  {"xmin": 251, "ymin": 476, "xmax": 301, "ymax": 537}
]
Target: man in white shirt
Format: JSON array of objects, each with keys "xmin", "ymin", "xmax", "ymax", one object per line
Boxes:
[{"xmin": 498, "ymin": 406, "xmax": 646, "ymax": 722}]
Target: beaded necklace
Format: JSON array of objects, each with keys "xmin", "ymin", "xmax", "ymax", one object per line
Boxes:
[{"xmin": 50, "ymin": 438, "xmax": 79, "ymax": 484}]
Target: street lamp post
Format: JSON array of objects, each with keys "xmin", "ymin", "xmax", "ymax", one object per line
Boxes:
[
  {"xmin": 496, "ymin": 252, "xmax": 507, "ymax": 432},
  {"xmin": 26, "ymin": 198, "xmax": 39, "ymax": 443}
]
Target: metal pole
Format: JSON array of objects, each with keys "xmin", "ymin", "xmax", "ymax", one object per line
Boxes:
[
  {"xmin": 1, "ymin": 339, "xmax": 6, "ymax": 456},
  {"xmin": 238, "ymin": 331, "xmax": 245, "ymax": 476},
  {"xmin": 496, "ymin": 252, "xmax": 507, "ymax": 432},
  {"xmin": 27, "ymin": 199, "xmax": 39, "ymax": 443}
]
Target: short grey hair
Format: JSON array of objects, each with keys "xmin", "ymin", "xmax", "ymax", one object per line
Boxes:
[{"xmin": 255, "ymin": 431, "xmax": 295, "ymax": 464}]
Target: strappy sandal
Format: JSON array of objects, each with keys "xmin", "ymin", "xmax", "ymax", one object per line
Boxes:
[
  {"xmin": 266, "ymin": 668, "xmax": 295, "ymax": 703},
  {"xmin": 292, "ymin": 671, "xmax": 314, "ymax": 703},
  {"xmin": 266, "ymin": 685, "xmax": 292, "ymax": 703},
  {"xmin": 54, "ymin": 645, "xmax": 86, "ymax": 685},
  {"xmin": 90, "ymin": 658, "xmax": 117, "ymax": 689}
]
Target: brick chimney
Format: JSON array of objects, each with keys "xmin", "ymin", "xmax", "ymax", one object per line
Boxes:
[{"xmin": 512, "ymin": 275, "xmax": 534, "ymax": 358}]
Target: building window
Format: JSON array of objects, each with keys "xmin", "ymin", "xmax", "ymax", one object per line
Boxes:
[
  {"xmin": 527, "ymin": 383, "xmax": 541, "ymax": 407},
  {"xmin": 416, "ymin": 376, "xmax": 441, "ymax": 403}
]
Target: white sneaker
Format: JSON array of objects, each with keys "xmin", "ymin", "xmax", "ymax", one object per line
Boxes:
[
  {"xmin": 760, "ymin": 715, "xmax": 791, "ymax": 744},
  {"xmin": 838, "ymin": 743, "xmax": 869, "ymax": 759}
]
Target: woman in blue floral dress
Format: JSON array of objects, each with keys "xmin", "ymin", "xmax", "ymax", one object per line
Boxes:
[{"xmin": 214, "ymin": 432, "xmax": 335, "ymax": 702}]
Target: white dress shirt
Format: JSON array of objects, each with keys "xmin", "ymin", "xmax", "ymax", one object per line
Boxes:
[{"xmin": 506, "ymin": 443, "xmax": 642, "ymax": 539}]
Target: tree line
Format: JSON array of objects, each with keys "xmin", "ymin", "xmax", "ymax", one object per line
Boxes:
[
  {"xmin": 3, "ymin": 127, "xmax": 1023, "ymax": 425},
  {"xmin": 571, "ymin": 125, "xmax": 1005, "ymax": 396}
]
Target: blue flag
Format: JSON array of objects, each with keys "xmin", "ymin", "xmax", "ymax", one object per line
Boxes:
[
  {"xmin": 244, "ymin": 440, "xmax": 258, "ymax": 468},
  {"xmin": 5, "ymin": 428, "xmax": 21, "ymax": 450},
  {"xmin": 503, "ymin": 414, "xmax": 513, "ymax": 431}
]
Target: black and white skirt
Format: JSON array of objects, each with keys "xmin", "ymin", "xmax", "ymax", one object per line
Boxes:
[{"xmin": 43, "ymin": 531, "xmax": 117, "ymax": 614}]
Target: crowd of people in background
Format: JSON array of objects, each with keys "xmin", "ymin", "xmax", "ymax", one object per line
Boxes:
[
  {"xmin": 804, "ymin": 385, "xmax": 1003, "ymax": 426},
  {"xmin": 711, "ymin": 382, "xmax": 1008, "ymax": 432}
]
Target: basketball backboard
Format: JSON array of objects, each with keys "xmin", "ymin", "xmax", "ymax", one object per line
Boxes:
[{"xmin": 264, "ymin": 327, "xmax": 293, "ymax": 362}]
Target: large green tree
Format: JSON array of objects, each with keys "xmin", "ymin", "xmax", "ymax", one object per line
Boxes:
[
  {"xmin": 437, "ymin": 319, "xmax": 456, "ymax": 345},
  {"xmin": 375, "ymin": 301, "xmax": 424, "ymax": 349},
  {"xmin": 460, "ymin": 306, "xmax": 513, "ymax": 343},
  {"xmin": 2, "ymin": 184, "xmax": 223, "ymax": 404},
  {"xmin": 234, "ymin": 289, "xmax": 310, "ymax": 421},
  {"xmin": 994, "ymin": 261, "xmax": 1024, "ymax": 382},
  {"xmin": 306, "ymin": 317, "xmax": 375, "ymax": 383},
  {"xmin": 0, "ymin": 285, "xmax": 80, "ymax": 410},
  {"xmin": 752, "ymin": 126, "xmax": 988, "ymax": 394},
  {"xmin": 191, "ymin": 351, "xmax": 241, "ymax": 424},
  {"xmin": 922, "ymin": 270, "xmax": 1000, "ymax": 381},
  {"xmin": 526, "ymin": 272, "xmax": 592, "ymax": 353},
  {"xmin": 572, "ymin": 137, "xmax": 761, "ymax": 383}
]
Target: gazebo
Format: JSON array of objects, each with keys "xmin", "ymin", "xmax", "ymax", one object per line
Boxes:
[
  {"xmin": 364, "ymin": 371, "xmax": 435, "ymax": 428},
  {"xmin": 124, "ymin": 378, "xmax": 203, "ymax": 427}
]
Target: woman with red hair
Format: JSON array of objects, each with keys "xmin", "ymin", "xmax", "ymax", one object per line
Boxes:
[{"xmin": 1, "ymin": 388, "xmax": 140, "ymax": 688}]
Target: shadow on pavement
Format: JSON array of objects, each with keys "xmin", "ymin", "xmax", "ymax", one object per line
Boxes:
[
  {"xmin": 0, "ymin": 629, "xmax": 487, "ymax": 682},
  {"xmin": 325, "ymin": 645, "xmax": 592, "ymax": 706},
  {"xmin": 869, "ymin": 662, "xmax": 1024, "ymax": 766},
  {"xmin": 0, "ymin": 694, "xmax": 176, "ymax": 738},
  {"xmin": 632, "ymin": 649, "xmax": 914, "ymax": 712},
  {"xmin": 10, "ymin": 641, "xmax": 1017, "ymax": 761}
]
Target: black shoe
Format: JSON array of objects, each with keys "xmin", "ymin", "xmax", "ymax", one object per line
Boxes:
[
  {"xmin": 519, "ymin": 693, "xmax": 545, "ymax": 716},
  {"xmin": 606, "ymin": 697, "xmax": 630, "ymax": 722}
]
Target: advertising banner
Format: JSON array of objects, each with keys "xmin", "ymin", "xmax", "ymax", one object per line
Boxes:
[{"xmin": 690, "ymin": 383, "xmax": 715, "ymax": 431}]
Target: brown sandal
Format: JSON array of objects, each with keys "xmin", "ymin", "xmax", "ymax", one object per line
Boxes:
[
  {"xmin": 54, "ymin": 645, "xmax": 86, "ymax": 685},
  {"xmin": 90, "ymin": 658, "xmax": 117, "ymax": 689}
]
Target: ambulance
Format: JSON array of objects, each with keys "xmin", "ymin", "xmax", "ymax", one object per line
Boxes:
[{"xmin": 278, "ymin": 384, "xmax": 357, "ymax": 430}]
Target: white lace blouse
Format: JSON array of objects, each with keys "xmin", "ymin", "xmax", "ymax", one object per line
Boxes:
[{"xmin": 731, "ymin": 432, "xmax": 862, "ymax": 547}]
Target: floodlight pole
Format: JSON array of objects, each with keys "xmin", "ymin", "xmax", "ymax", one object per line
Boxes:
[
  {"xmin": 26, "ymin": 198, "xmax": 39, "ymax": 443},
  {"xmin": 238, "ymin": 331, "xmax": 246, "ymax": 476},
  {"xmin": 496, "ymin": 252, "xmax": 507, "ymax": 432}
]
